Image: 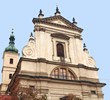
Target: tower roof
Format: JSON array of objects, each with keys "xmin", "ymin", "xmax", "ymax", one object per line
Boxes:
[{"xmin": 5, "ymin": 29, "xmax": 18, "ymax": 53}]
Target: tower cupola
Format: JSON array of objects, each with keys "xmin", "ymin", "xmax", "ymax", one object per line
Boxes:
[{"xmin": 5, "ymin": 28, "xmax": 18, "ymax": 53}]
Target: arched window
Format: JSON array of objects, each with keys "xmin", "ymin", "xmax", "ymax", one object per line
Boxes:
[
  {"xmin": 57, "ymin": 43, "xmax": 64, "ymax": 57},
  {"xmin": 68, "ymin": 70, "xmax": 75, "ymax": 80},
  {"xmin": 51, "ymin": 67, "xmax": 76, "ymax": 80}
]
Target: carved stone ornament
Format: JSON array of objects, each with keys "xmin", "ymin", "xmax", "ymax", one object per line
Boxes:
[
  {"xmin": 74, "ymin": 35, "xmax": 83, "ymax": 40},
  {"xmin": 34, "ymin": 25, "xmax": 46, "ymax": 32},
  {"xmin": 22, "ymin": 46, "xmax": 35, "ymax": 57},
  {"xmin": 32, "ymin": 15, "xmax": 83, "ymax": 33},
  {"xmin": 87, "ymin": 56, "xmax": 95, "ymax": 67},
  {"xmin": 51, "ymin": 33, "xmax": 70, "ymax": 40}
]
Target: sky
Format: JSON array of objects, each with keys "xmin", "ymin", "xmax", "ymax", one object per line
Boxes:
[{"xmin": 0, "ymin": 0, "xmax": 109, "ymax": 99}]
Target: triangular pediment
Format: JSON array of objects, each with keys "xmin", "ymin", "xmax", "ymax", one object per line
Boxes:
[
  {"xmin": 43, "ymin": 15, "xmax": 73, "ymax": 27},
  {"xmin": 50, "ymin": 20, "xmax": 68, "ymax": 26},
  {"xmin": 32, "ymin": 15, "xmax": 83, "ymax": 33}
]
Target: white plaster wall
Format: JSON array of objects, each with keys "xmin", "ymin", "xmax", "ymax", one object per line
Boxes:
[
  {"xmin": 44, "ymin": 33, "xmax": 53, "ymax": 61},
  {"xmin": 18, "ymin": 77, "xmax": 103, "ymax": 100},
  {"xmin": 31, "ymin": 22, "xmax": 96, "ymax": 68},
  {"xmin": 20, "ymin": 61, "xmax": 98, "ymax": 81},
  {"xmin": 69, "ymin": 37, "xmax": 77, "ymax": 64},
  {"xmin": 1, "ymin": 52, "xmax": 19, "ymax": 94},
  {"xmin": 21, "ymin": 61, "xmax": 37, "ymax": 73},
  {"xmin": 3, "ymin": 52, "xmax": 19, "ymax": 68}
]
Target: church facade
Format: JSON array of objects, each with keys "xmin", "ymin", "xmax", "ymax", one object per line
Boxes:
[{"xmin": 1, "ymin": 7, "xmax": 105, "ymax": 100}]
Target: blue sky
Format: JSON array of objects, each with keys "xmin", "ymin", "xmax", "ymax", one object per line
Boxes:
[{"xmin": 0, "ymin": 0, "xmax": 109, "ymax": 99}]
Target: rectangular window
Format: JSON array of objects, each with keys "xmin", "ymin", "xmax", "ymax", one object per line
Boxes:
[
  {"xmin": 10, "ymin": 58, "xmax": 13, "ymax": 64},
  {"xmin": 91, "ymin": 91, "xmax": 96, "ymax": 94},
  {"xmin": 30, "ymin": 86, "xmax": 35, "ymax": 89},
  {"xmin": 9, "ymin": 74, "xmax": 12, "ymax": 79}
]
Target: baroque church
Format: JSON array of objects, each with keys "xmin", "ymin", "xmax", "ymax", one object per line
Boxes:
[{"xmin": 0, "ymin": 7, "xmax": 106, "ymax": 100}]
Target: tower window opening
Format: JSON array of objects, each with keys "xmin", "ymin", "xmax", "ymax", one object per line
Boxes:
[
  {"xmin": 10, "ymin": 58, "xmax": 13, "ymax": 64},
  {"xmin": 9, "ymin": 74, "xmax": 12, "ymax": 79}
]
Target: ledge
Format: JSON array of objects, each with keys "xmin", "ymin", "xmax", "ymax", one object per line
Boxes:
[
  {"xmin": 20, "ymin": 57, "xmax": 99, "ymax": 71},
  {"xmin": 17, "ymin": 74, "xmax": 106, "ymax": 86}
]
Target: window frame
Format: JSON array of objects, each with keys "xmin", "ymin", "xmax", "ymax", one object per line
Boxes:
[
  {"xmin": 91, "ymin": 90, "xmax": 96, "ymax": 94},
  {"xmin": 29, "ymin": 86, "xmax": 35, "ymax": 90},
  {"xmin": 57, "ymin": 43, "xmax": 65, "ymax": 57},
  {"xmin": 10, "ymin": 58, "xmax": 13, "ymax": 64},
  {"xmin": 52, "ymin": 37, "xmax": 70, "ymax": 62},
  {"xmin": 51, "ymin": 67, "xmax": 76, "ymax": 80},
  {"xmin": 9, "ymin": 74, "xmax": 12, "ymax": 79}
]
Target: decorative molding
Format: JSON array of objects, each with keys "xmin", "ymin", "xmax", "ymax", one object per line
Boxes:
[
  {"xmin": 79, "ymin": 77, "xmax": 99, "ymax": 82},
  {"xmin": 22, "ymin": 46, "xmax": 35, "ymax": 57},
  {"xmin": 51, "ymin": 33, "xmax": 70, "ymax": 40},
  {"xmin": 15, "ymin": 74, "xmax": 106, "ymax": 86},
  {"xmin": 74, "ymin": 35, "xmax": 83, "ymax": 40},
  {"xmin": 34, "ymin": 25, "xmax": 46, "ymax": 32},
  {"xmin": 87, "ymin": 56, "xmax": 95, "ymax": 67},
  {"xmin": 32, "ymin": 15, "xmax": 83, "ymax": 33},
  {"xmin": 8, "ymin": 72, "xmax": 106, "ymax": 92},
  {"xmin": 20, "ymin": 57, "xmax": 99, "ymax": 71}
]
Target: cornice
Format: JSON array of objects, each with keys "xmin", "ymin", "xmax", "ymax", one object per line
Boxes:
[
  {"xmin": 32, "ymin": 16, "xmax": 83, "ymax": 33},
  {"xmin": 51, "ymin": 33, "xmax": 70, "ymax": 40},
  {"xmin": 20, "ymin": 57, "xmax": 99, "ymax": 71},
  {"xmin": 74, "ymin": 35, "xmax": 83, "ymax": 40},
  {"xmin": 16, "ymin": 74, "xmax": 106, "ymax": 87},
  {"xmin": 7, "ymin": 57, "xmax": 101, "ymax": 92},
  {"xmin": 8, "ymin": 74, "xmax": 106, "ymax": 92},
  {"xmin": 34, "ymin": 25, "xmax": 46, "ymax": 32}
]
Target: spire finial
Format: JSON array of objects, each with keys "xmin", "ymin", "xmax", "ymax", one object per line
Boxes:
[
  {"xmin": 72, "ymin": 17, "xmax": 77, "ymax": 26},
  {"xmin": 56, "ymin": 4, "xmax": 60, "ymax": 13},
  {"xmin": 12, "ymin": 27, "xmax": 14, "ymax": 34},
  {"xmin": 38, "ymin": 9, "xmax": 44, "ymax": 18},
  {"xmin": 56, "ymin": 3, "xmax": 58, "ymax": 8},
  {"xmin": 29, "ymin": 32, "xmax": 34, "ymax": 41},
  {"xmin": 30, "ymin": 32, "xmax": 33, "ymax": 37},
  {"xmin": 73, "ymin": 17, "xmax": 75, "ymax": 22},
  {"xmin": 55, "ymin": 4, "xmax": 60, "ymax": 16},
  {"xmin": 84, "ymin": 43, "xmax": 86, "ymax": 47},
  {"xmin": 40, "ymin": 9, "xmax": 42, "ymax": 14},
  {"xmin": 83, "ymin": 43, "xmax": 88, "ymax": 51}
]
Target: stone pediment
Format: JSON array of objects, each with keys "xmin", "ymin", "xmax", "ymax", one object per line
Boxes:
[
  {"xmin": 32, "ymin": 15, "xmax": 83, "ymax": 33},
  {"xmin": 50, "ymin": 20, "xmax": 68, "ymax": 26},
  {"xmin": 43, "ymin": 16, "xmax": 71, "ymax": 26}
]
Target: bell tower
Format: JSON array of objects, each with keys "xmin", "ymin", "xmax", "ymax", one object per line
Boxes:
[{"xmin": 0, "ymin": 29, "xmax": 19, "ymax": 94}]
